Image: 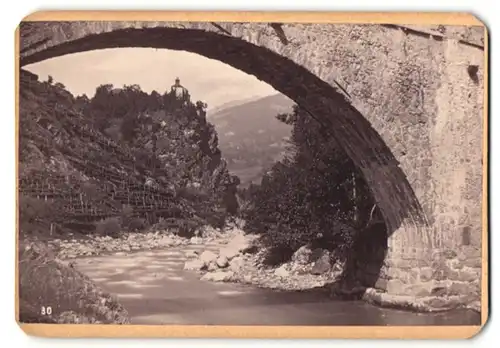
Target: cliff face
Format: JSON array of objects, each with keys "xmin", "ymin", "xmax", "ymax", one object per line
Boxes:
[{"xmin": 18, "ymin": 69, "xmax": 237, "ymax": 235}]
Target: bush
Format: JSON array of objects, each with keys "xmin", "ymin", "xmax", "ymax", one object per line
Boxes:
[
  {"xmin": 152, "ymin": 217, "xmax": 202, "ymax": 238},
  {"xmin": 127, "ymin": 217, "xmax": 148, "ymax": 232},
  {"xmin": 94, "ymin": 217, "xmax": 122, "ymax": 238},
  {"xmin": 18, "ymin": 195, "xmax": 57, "ymax": 236},
  {"xmin": 177, "ymin": 219, "xmax": 203, "ymax": 238}
]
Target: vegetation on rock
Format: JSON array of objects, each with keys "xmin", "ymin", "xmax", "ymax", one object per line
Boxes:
[
  {"xmin": 19, "ymin": 70, "xmax": 239, "ymax": 240},
  {"xmin": 18, "ymin": 241, "xmax": 130, "ymax": 324}
]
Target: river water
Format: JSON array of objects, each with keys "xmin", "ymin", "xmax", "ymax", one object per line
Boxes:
[{"xmin": 72, "ymin": 243, "xmax": 481, "ymax": 326}]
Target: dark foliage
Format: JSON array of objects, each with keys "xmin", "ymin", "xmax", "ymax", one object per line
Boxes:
[
  {"xmin": 94, "ymin": 217, "xmax": 122, "ymax": 238},
  {"xmin": 243, "ymin": 105, "xmax": 379, "ymax": 263},
  {"xmin": 18, "ymin": 195, "xmax": 58, "ymax": 236}
]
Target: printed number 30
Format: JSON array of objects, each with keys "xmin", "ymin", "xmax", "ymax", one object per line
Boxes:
[{"xmin": 41, "ymin": 306, "xmax": 52, "ymax": 315}]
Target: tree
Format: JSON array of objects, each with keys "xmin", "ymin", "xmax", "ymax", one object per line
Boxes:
[{"xmin": 244, "ymin": 104, "xmax": 377, "ymax": 262}]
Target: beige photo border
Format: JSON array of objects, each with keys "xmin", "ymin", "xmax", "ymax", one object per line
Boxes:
[{"xmin": 14, "ymin": 10, "xmax": 489, "ymax": 339}]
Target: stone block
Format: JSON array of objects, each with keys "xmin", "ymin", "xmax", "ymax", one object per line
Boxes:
[
  {"xmin": 444, "ymin": 296, "xmax": 463, "ymax": 309},
  {"xmin": 384, "ymin": 267, "xmax": 407, "ymax": 280},
  {"xmin": 374, "ymin": 278, "xmax": 388, "ymax": 291},
  {"xmin": 463, "ymin": 258, "xmax": 482, "ymax": 269},
  {"xmin": 448, "ymin": 282, "xmax": 476, "ymax": 296},
  {"xmin": 404, "ymin": 284, "xmax": 432, "ymax": 297},
  {"xmin": 461, "ymin": 246, "xmax": 482, "ymax": 259},
  {"xmin": 451, "ymin": 269, "xmax": 478, "ymax": 282},
  {"xmin": 396, "ymin": 258, "xmax": 430, "ymax": 268},
  {"xmin": 433, "ymin": 249, "xmax": 458, "ymax": 260},
  {"xmin": 393, "ymin": 260, "xmax": 413, "ymax": 269},
  {"xmin": 459, "ymin": 293, "xmax": 480, "ymax": 305},
  {"xmin": 432, "ymin": 261, "xmax": 460, "ymax": 281},
  {"xmin": 386, "ymin": 279, "xmax": 406, "ymax": 295},
  {"xmin": 425, "ymin": 297, "xmax": 449, "ymax": 309},
  {"xmin": 409, "ymin": 268, "xmax": 420, "ymax": 280},
  {"xmin": 447, "ymin": 258, "xmax": 464, "ymax": 270},
  {"xmin": 383, "ymin": 259, "xmax": 397, "ymax": 268},
  {"xmin": 419, "ymin": 267, "xmax": 434, "ymax": 282},
  {"xmin": 430, "ymin": 286, "xmax": 448, "ymax": 296}
]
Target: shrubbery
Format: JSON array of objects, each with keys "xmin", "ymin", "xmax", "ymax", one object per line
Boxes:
[
  {"xmin": 94, "ymin": 217, "xmax": 122, "ymax": 238},
  {"xmin": 152, "ymin": 217, "xmax": 203, "ymax": 238},
  {"xmin": 243, "ymin": 105, "xmax": 378, "ymax": 265},
  {"xmin": 18, "ymin": 195, "xmax": 57, "ymax": 236},
  {"xmin": 127, "ymin": 217, "xmax": 148, "ymax": 232}
]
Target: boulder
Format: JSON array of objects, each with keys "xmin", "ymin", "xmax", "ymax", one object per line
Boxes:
[
  {"xmin": 199, "ymin": 250, "xmax": 218, "ymax": 265},
  {"xmin": 184, "ymin": 259, "xmax": 205, "ymax": 271},
  {"xmin": 274, "ymin": 265, "xmax": 290, "ymax": 278},
  {"xmin": 229, "ymin": 256, "xmax": 245, "ymax": 272},
  {"xmin": 189, "ymin": 237, "xmax": 203, "ymax": 245},
  {"xmin": 309, "ymin": 248, "xmax": 327, "ymax": 263},
  {"xmin": 184, "ymin": 250, "xmax": 199, "ymax": 258},
  {"xmin": 310, "ymin": 252, "xmax": 331, "ymax": 275},
  {"xmin": 219, "ymin": 245, "xmax": 240, "ymax": 261},
  {"xmin": 291, "ymin": 245, "xmax": 312, "ymax": 266},
  {"xmin": 216, "ymin": 256, "xmax": 229, "ymax": 268},
  {"xmin": 207, "ymin": 261, "xmax": 218, "ymax": 272},
  {"xmin": 201, "ymin": 271, "xmax": 234, "ymax": 282},
  {"xmin": 226, "ymin": 233, "xmax": 257, "ymax": 254}
]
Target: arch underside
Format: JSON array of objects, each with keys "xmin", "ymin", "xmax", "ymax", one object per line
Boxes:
[{"xmin": 19, "ymin": 26, "xmax": 428, "ymax": 236}]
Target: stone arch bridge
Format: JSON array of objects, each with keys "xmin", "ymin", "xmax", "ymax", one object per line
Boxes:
[{"xmin": 18, "ymin": 14, "xmax": 486, "ymax": 298}]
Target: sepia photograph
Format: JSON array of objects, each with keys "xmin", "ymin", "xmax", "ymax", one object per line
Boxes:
[{"xmin": 16, "ymin": 12, "xmax": 487, "ymax": 335}]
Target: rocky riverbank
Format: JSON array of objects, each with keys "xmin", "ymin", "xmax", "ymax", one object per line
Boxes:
[
  {"xmin": 29, "ymin": 224, "xmax": 481, "ymax": 315},
  {"xmin": 27, "ymin": 226, "xmax": 230, "ymax": 260},
  {"xmin": 183, "ymin": 230, "xmax": 482, "ymax": 314}
]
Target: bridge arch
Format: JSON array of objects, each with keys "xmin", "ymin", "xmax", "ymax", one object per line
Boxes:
[
  {"xmin": 20, "ymin": 23, "xmax": 429, "ymax": 246},
  {"xmin": 18, "ymin": 16, "xmax": 486, "ymax": 305}
]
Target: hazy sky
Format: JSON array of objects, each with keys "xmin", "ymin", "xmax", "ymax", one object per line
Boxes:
[{"xmin": 24, "ymin": 48, "xmax": 278, "ymax": 110}]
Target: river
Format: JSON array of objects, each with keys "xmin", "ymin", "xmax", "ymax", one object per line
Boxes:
[{"xmin": 72, "ymin": 242, "xmax": 481, "ymax": 326}]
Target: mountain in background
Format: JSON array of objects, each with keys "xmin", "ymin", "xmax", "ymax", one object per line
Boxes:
[
  {"xmin": 207, "ymin": 93, "xmax": 295, "ymax": 186},
  {"xmin": 207, "ymin": 95, "xmax": 263, "ymax": 117}
]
